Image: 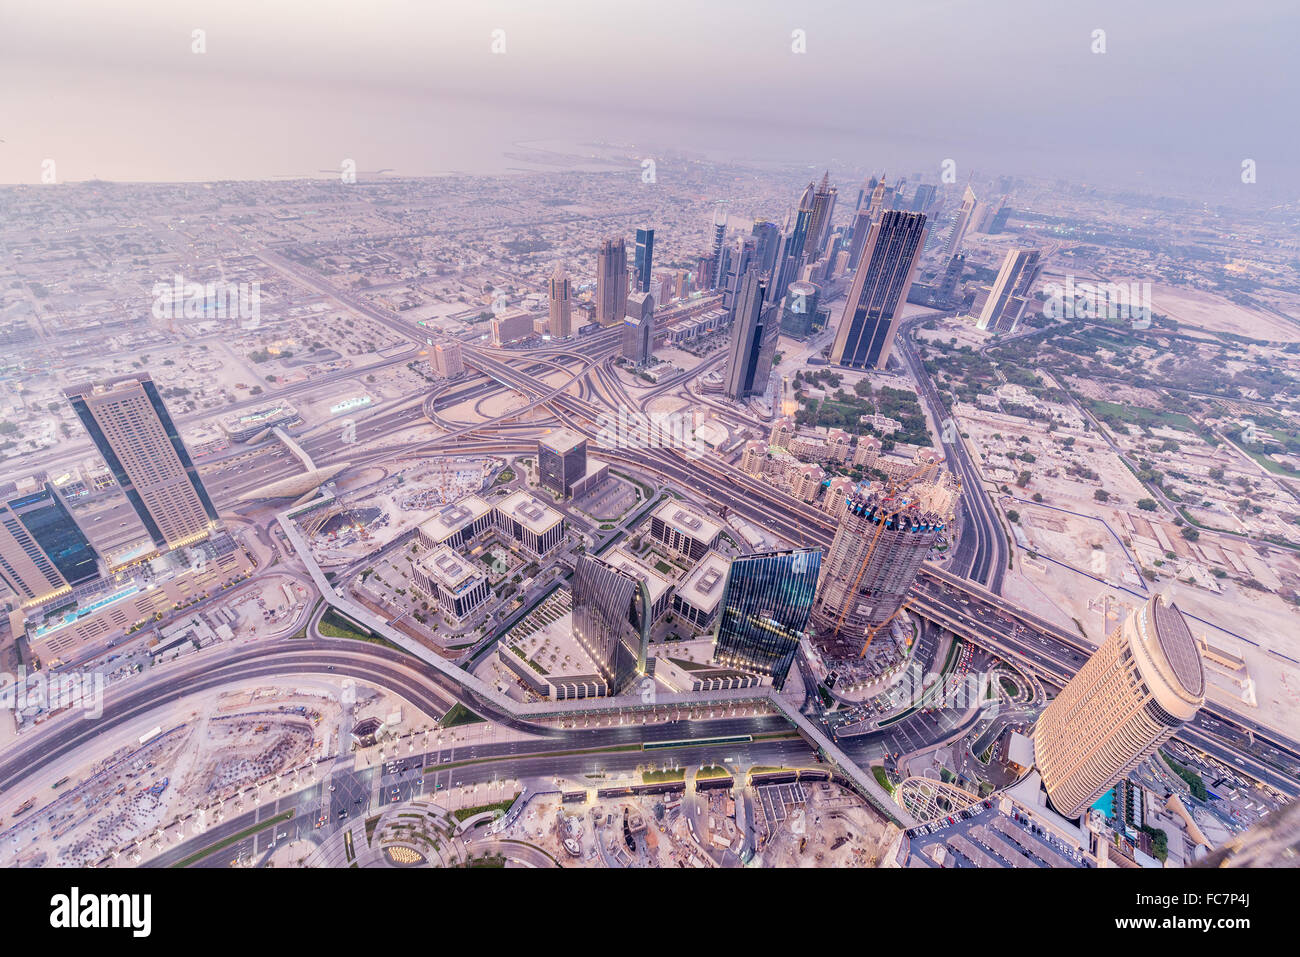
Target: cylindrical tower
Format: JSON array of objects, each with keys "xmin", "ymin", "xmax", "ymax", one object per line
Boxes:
[{"xmin": 1034, "ymin": 595, "xmax": 1205, "ymax": 819}]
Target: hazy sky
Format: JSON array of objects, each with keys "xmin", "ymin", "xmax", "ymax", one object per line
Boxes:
[{"xmin": 3, "ymin": 0, "xmax": 1297, "ymax": 197}]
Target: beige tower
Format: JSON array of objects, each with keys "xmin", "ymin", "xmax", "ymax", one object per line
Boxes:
[
  {"xmin": 548, "ymin": 262, "xmax": 573, "ymax": 339},
  {"xmin": 1034, "ymin": 595, "xmax": 1205, "ymax": 819},
  {"xmin": 65, "ymin": 374, "xmax": 219, "ymax": 551}
]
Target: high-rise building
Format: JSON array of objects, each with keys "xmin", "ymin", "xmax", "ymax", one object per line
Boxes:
[
  {"xmin": 538, "ymin": 429, "xmax": 588, "ymax": 498},
  {"xmin": 977, "ymin": 248, "xmax": 1042, "ymax": 334},
  {"xmin": 723, "ymin": 269, "xmax": 775, "ymax": 400},
  {"xmin": 596, "ymin": 237, "xmax": 628, "ymax": 326},
  {"xmin": 0, "ymin": 478, "xmax": 101, "ymax": 606},
  {"xmin": 939, "ymin": 253, "xmax": 966, "ymax": 305},
  {"xmin": 911, "ymin": 183, "xmax": 937, "ymax": 213},
  {"xmin": 751, "ymin": 220, "xmax": 782, "ymax": 278},
  {"xmin": 722, "ymin": 237, "xmax": 756, "ymax": 316},
  {"xmin": 987, "ymin": 205, "xmax": 1013, "ymax": 234},
  {"xmin": 810, "ymin": 475, "xmax": 956, "ymax": 659},
  {"xmin": 65, "ymin": 374, "xmax": 219, "ymax": 551},
  {"xmin": 1034, "ymin": 595, "xmax": 1205, "ymax": 819},
  {"xmin": 431, "ymin": 341, "xmax": 465, "ymax": 378},
  {"xmin": 548, "ymin": 263, "xmax": 573, "ymax": 339},
  {"xmin": 780, "ymin": 280, "xmax": 820, "ymax": 339},
  {"xmin": 846, "ymin": 207, "xmax": 874, "ymax": 273},
  {"xmin": 770, "ymin": 182, "xmax": 816, "ymax": 305},
  {"xmin": 491, "ymin": 307, "xmax": 534, "ymax": 346},
  {"xmin": 709, "ymin": 204, "xmax": 728, "ymax": 289},
  {"xmin": 806, "ymin": 171, "xmax": 838, "ymax": 261},
  {"xmin": 571, "ymin": 553, "xmax": 650, "ymax": 694},
  {"xmin": 633, "ymin": 227, "xmax": 655, "ymax": 294},
  {"xmin": 829, "ymin": 210, "xmax": 928, "ymax": 371},
  {"xmin": 945, "ymin": 185, "xmax": 978, "ymax": 257},
  {"xmin": 712, "ymin": 548, "xmax": 821, "ymax": 689},
  {"xmin": 622, "ymin": 291, "xmax": 655, "ymax": 366}
]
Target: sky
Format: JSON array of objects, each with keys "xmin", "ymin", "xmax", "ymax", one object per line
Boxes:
[{"xmin": 2, "ymin": 0, "xmax": 1297, "ymax": 198}]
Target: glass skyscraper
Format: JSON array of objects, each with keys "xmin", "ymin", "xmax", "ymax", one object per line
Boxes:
[
  {"xmin": 572, "ymin": 554, "xmax": 650, "ymax": 694},
  {"xmin": 712, "ymin": 548, "xmax": 821, "ymax": 689},
  {"xmin": 634, "ymin": 227, "xmax": 654, "ymax": 294},
  {"xmin": 0, "ymin": 480, "xmax": 101, "ymax": 604}
]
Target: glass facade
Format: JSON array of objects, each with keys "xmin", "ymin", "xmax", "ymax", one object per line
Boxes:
[
  {"xmin": 8, "ymin": 483, "xmax": 100, "ymax": 587},
  {"xmin": 634, "ymin": 227, "xmax": 654, "ymax": 294},
  {"xmin": 571, "ymin": 555, "xmax": 650, "ymax": 694},
  {"xmin": 713, "ymin": 548, "xmax": 821, "ymax": 689}
]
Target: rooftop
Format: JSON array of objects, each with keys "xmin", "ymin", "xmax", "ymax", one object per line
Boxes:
[
  {"xmin": 674, "ymin": 550, "xmax": 733, "ymax": 616},
  {"xmin": 651, "ymin": 498, "xmax": 724, "ymax": 544},
  {"xmin": 419, "ymin": 545, "xmax": 484, "ymax": 594},
  {"xmin": 497, "ymin": 490, "xmax": 564, "ymax": 536},
  {"xmin": 418, "ymin": 494, "xmax": 491, "ymax": 544},
  {"xmin": 538, "ymin": 428, "xmax": 586, "ymax": 456}
]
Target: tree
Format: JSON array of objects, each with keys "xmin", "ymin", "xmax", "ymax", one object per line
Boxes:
[
  {"xmin": 1006, "ymin": 509, "xmax": 1020, "ymax": 524},
  {"xmin": 1137, "ymin": 498, "xmax": 1157, "ymax": 511},
  {"xmin": 1181, "ymin": 526, "xmax": 1200, "ymax": 541},
  {"xmin": 1094, "ymin": 489, "xmax": 1110, "ymax": 502}
]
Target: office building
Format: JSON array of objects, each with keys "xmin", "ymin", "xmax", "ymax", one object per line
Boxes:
[
  {"xmin": 491, "ymin": 307, "xmax": 534, "ymax": 347},
  {"xmin": 976, "ymin": 248, "xmax": 1042, "ymax": 334},
  {"xmin": 548, "ymin": 263, "xmax": 573, "ymax": 339},
  {"xmin": 596, "ymin": 236, "xmax": 628, "ymax": 326},
  {"xmin": 712, "ymin": 548, "xmax": 821, "ymax": 689},
  {"xmin": 431, "ymin": 341, "xmax": 465, "ymax": 378},
  {"xmin": 770, "ymin": 182, "xmax": 816, "ymax": 305},
  {"xmin": 911, "ymin": 183, "xmax": 937, "ymax": 213},
  {"xmin": 722, "ymin": 237, "xmax": 756, "ymax": 316},
  {"xmin": 723, "ymin": 268, "xmax": 776, "ymax": 400},
  {"xmin": 622, "ymin": 291, "xmax": 655, "ymax": 366},
  {"xmin": 751, "ymin": 220, "xmax": 782, "ymax": 278},
  {"xmin": 413, "ymin": 546, "xmax": 492, "ymax": 623},
  {"xmin": 571, "ymin": 554, "xmax": 650, "ymax": 694},
  {"xmin": 671, "ymin": 550, "xmax": 732, "ymax": 631},
  {"xmin": 780, "ymin": 280, "xmax": 820, "ymax": 339},
  {"xmin": 649, "ymin": 499, "xmax": 723, "ymax": 560},
  {"xmin": 415, "ymin": 495, "xmax": 493, "ymax": 550},
  {"xmin": 1034, "ymin": 595, "xmax": 1205, "ymax": 819},
  {"xmin": 492, "ymin": 491, "xmax": 565, "ymax": 555},
  {"xmin": 65, "ymin": 373, "xmax": 219, "ymax": 551},
  {"xmin": 709, "ymin": 204, "xmax": 728, "ymax": 289},
  {"xmin": 633, "ymin": 228, "xmax": 654, "ymax": 294},
  {"xmin": 809, "ymin": 476, "xmax": 955, "ymax": 659},
  {"xmin": 945, "ymin": 185, "xmax": 978, "ymax": 257},
  {"xmin": 538, "ymin": 429, "xmax": 587, "ymax": 498},
  {"xmin": 829, "ymin": 210, "xmax": 928, "ymax": 371},
  {"xmin": 806, "ymin": 171, "xmax": 838, "ymax": 261},
  {"xmin": 0, "ymin": 478, "xmax": 101, "ymax": 606}
]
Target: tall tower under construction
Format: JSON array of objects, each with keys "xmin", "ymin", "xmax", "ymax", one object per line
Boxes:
[{"xmin": 809, "ymin": 471, "xmax": 957, "ymax": 659}]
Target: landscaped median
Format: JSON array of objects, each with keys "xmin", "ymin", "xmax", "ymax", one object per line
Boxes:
[{"xmin": 170, "ymin": 809, "xmax": 296, "ymax": 868}]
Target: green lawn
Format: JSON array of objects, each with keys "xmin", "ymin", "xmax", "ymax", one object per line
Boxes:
[{"xmin": 170, "ymin": 810, "xmax": 295, "ymax": 868}]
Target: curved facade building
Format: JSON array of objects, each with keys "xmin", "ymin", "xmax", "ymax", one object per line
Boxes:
[
  {"xmin": 712, "ymin": 548, "xmax": 821, "ymax": 689},
  {"xmin": 809, "ymin": 485, "xmax": 949, "ymax": 659},
  {"xmin": 1034, "ymin": 595, "xmax": 1205, "ymax": 819},
  {"xmin": 571, "ymin": 554, "xmax": 650, "ymax": 695}
]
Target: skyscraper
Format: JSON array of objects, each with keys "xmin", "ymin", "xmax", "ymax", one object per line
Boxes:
[
  {"xmin": 944, "ymin": 185, "xmax": 978, "ymax": 257},
  {"xmin": 548, "ymin": 262, "xmax": 573, "ymax": 339},
  {"xmin": 751, "ymin": 220, "xmax": 781, "ymax": 278},
  {"xmin": 1034, "ymin": 595, "xmax": 1205, "ymax": 819},
  {"xmin": 596, "ymin": 237, "xmax": 628, "ymax": 326},
  {"xmin": 846, "ymin": 206, "xmax": 874, "ymax": 273},
  {"xmin": 538, "ymin": 429, "xmax": 588, "ymax": 499},
  {"xmin": 976, "ymin": 248, "xmax": 1042, "ymax": 334},
  {"xmin": 633, "ymin": 227, "xmax": 655, "ymax": 294},
  {"xmin": 723, "ymin": 268, "xmax": 775, "ymax": 400},
  {"xmin": 571, "ymin": 553, "xmax": 650, "ymax": 694},
  {"xmin": 712, "ymin": 548, "xmax": 821, "ymax": 689},
  {"xmin": 709, "ymin": 204, "xmax": 728, "ymax": 289},
  {"xmin": 910, "ymin": 183, "xmax": 937, "ymax": 213},
  {"xmin": 65, "ymin": 374, "xmax": 219, "ymax": 550},
  {"xmin": 622, "ymin": 291, "xmax": 655, "ymax": 366},
  {"xmin": 806, "ymin": 171, "xmax": 838, "ymax": 261},
  {"xmin": 770, "ymin": 182, "xmax": 816, "ymax": 305},
  {"xmin": 722, "ymin": 237, "xmax": 756, "ymax": 316},
  {"xmin": 810, "ymin": 476, "xmax": 955, "ymax": 659},
  {"xmin": 829, "ymin": 210, "xmax": 928, "ymax": 371},
  {"xmin": 0, "ymin": 478, "xmax": 101, "ymax": 606}
]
